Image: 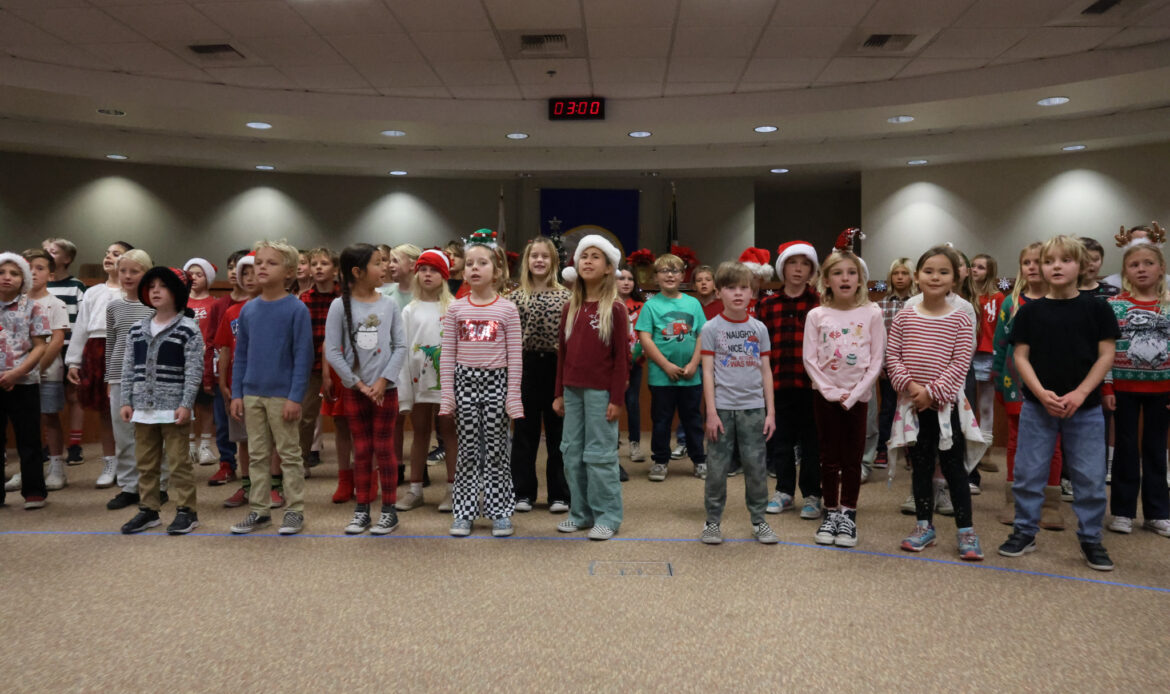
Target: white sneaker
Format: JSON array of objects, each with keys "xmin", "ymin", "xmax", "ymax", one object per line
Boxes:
[
  {"xmin": 438, "ymin": 489, "xmax": 453, "ymax": 513},
  {"xmin": 514, "ymin": 498, "xmax": 533, "ymax": 512},
  {"xmin": 4, "ymin": 473, "xmax": 21, "ymax": 492},
  {"xmin": 1108, "ymin": 516, "xmax": 1133, "ymax": 534},
  {"xmin": 934, "ymin": 481, "xmax": 954, "ymax": 516},
  {"xmin": 900, "ymin": 494, "xmax": 916, "ymax": 514},
  {"xmin": 44, "ymin": 457, "xmax": 66, "ymax": 491},
  {"xmin": 860, "ymin": 466, "xmax": 871, "ymax": 484},
  {"xmin": 197, "ymin": 444, "xmax": 217, "ymax": 466},
  {"xmin": 95, "ymin": 457, "xmax": 117, "ymax": 488},
  {"xmin": 968, "ymin": 482, "xmax": 981, "ymax": 496},
  {"xmin": 648, "ymin": 463, "xmax": 668, "ymax": 482},
  {"xmin": 1143, "ymin": 518, "xmax": 1170, "ymax": 537},
  {"xmin": 549, "ymin": 500, "xmax": 569, "ymax": 514},
  {"xmin": 670, "ymin": 444, "xmax": 686, "ymax": 460},
  {"xmin": 629, "ymin": 441, "xmax": 646, "ymax": 462}
]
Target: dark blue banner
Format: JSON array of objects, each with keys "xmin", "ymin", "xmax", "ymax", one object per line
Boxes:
[{"xmin": 539, "ymin": 188, "xmax": 639, "ymax": 260}]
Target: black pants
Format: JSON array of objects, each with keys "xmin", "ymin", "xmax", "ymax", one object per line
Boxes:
[
  {"xmin": 770, "ymin": 388, "xmax": 821, "ymax": 497},
  {"xmin": 1111, "ymin": 391, "xmax": 1170, "ymax": 520},
  {"xmin": 877, "ymin": 377, "xmax": 897, "ymax": 455},
  {"xmin": 649, "ymin": 385, "xmax": 705, "ymax": 464},
  {"xmin": 0, "ymin": 384, "xmax": 46, "ymax": 502},
  {"xmin": 510, "ymin": 351, "xmax": 569, "ymax": 504},
  {"xmin": 909, "ymin": 407, "xmax": 971, "ymax": 528}
]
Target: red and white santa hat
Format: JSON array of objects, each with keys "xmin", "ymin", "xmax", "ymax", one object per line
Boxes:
[
  {"xmin": 738, "ymin": 247, "xmax": 774, "ymax": 280},
  {"xmin": 561, "ymin": 234, "xmax": 621, "ymax": 283},
  {"xmin": 414, "ymin": 248, "xmax": 451, "ymax": 280},
  {"xmin": 0, "ymin": 252, "xmax": 33, "ymax": 295},
  {"xmin": 235, "ymin": 252, "xmax": 256, "ymax": 287},
  {"xmin": 183, "ymin": 257, "xmax": 217, "ymax": 285},
  {"xmin": 774, "ymin": 241, "xmax": 818, "ymax": 277}
]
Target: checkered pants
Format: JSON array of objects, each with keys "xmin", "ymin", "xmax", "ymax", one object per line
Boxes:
[{"xmin": 453, "ymin": 365, "xmax": 515, "ymax": 521}]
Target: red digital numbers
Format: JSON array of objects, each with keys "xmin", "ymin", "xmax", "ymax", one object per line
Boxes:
[{"xmin": 548, "ymin": 98, "xmax": 605, "ymax": 120}]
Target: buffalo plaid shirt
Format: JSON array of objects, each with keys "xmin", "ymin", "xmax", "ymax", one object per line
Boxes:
[
  {"xmin": 756, "ymin": 286, "xmax": 819, "ymax": 390},
  {"xmin": 878, "ymin": 292, "xmax": 911, "ymax": 332},
  {"xmin": 299, "ymin": 285, "xmax": 340, "ymax": 374}
]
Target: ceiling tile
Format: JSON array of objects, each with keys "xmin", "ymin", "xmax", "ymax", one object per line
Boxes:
[
  {"xmin": 377, "ymin": 86, "xmax": 451, "ymax": 97},
  {"xmin": 0, "ymin": 10, "xmax": 63, "ymax": 46},
  {"xmin": 147, "ymin": 69, "xmax": 217, "ymax": 82},
  {"xmin": 672, "ymin": 27, "xmax": 762, "ymax": 58},
  {"xmin": 241, "ymin": 35, "xmax": 345, "ymax": 67},
  {"xmin": 204, "ymin": 65, "xmax": 297, "ymax": 88},
  {"xmin": 754, "ymin": 26, "xmax": 853, "ymax": 58},
  {"xmin": 351, "ymin": 61, "xmax": 441, "ymax": 88},
  {"xmin": 194, "ymin": 2, "xmax": 315, "ymax": 38},
  {"xmin": 664, "ymin": 82, "xmax": 734, "ymax": 95},
  {"xmin": 286, "ymin": 0, "xmax": 404, "ymax": 35},
  {"xmin": 736, "ymin": 82, "xmax": 810, "ymax": 92},
  {"xmin": 1137, "ymin": 4, "xmax": 1170, "ymax": 27},
  {"xmin": 997, "ymin": 27, "xmax": 1121, "ymax": 61},
  {"xmin": 326, "ymin": 34, "xmax": 428, "ymax": 69},
  {"xmin": 770, "ymin": 0, "xmax": 877, "ymax": 27},
  {"xmin": 6, "ymin": 44, "xmax": 113, "ymax": 69},
  {"xmin": 12, "ymin": 7, "xmax": 144, "ymax": 44},
  {"xmin": 814, "ymin": 56, "xmax": 908, "ymax": 83},
  {"xmin": 860, "ymin": 0, "xmax": 977, "ymax": 27},
  {"xmin": 587, "ymin": 27, "xmax": 672, "ymax": 58},
  {"xmin": 382, "ymin": 0, "xmax": 492, "ymax": 32},
  {"xmin": 1100, "ymin": 26, "xmax": 1170, "ymax": 48},
  {"xmin": 83, "ymin": 42, "xmax": 195, "ymax": 73},
  {"xmin": 103, "ymin": 5, "xmax": 230, "ymax": 43},
  {"xmin": 678, "ymin": 0, "xmax": 776, "ymax": 27},
  {"xmin": 897, "ymin": 57, "xmax": 986, "ymax": 78},
  {"xmin": 583, "ymin": 0, "xmax": 679, "ymax": 28},
  {"xmin": 431, "ymin": 60, "xmax": 515, "ymax": 86},
  {"xmin": 447, "ymin": 84, "xmax": 523, "ymax": 99},
  {"xmin": 740, "ymin": 57, "xmax": 830, "ymax": 82},
  {"xmin": 510, "ymin": 58, "xmax": 589, "ymax": 85},
  {"xmin": 279, "ymin": 63, "xmax": 372, "ymax": 90},
  {"xmin": 667, "ymin": 57, "xmax": 747, "ymax": 82},
  {"xmin": 3, "ymin": 1, "xmax": 89, "ymax": 8},
  {"xmin": 590, "ymin": 82, "xmax": 664, "ymax": 97},
  {"xmin": 954, "ymin": 0, "xmax": 1074, "ymax": 28},
  {"xmin": 519, "ymin": 82, "xmax": 593, "ymax": 98},
  {"xmin": 590, "ymin": 58, "xmax": 667, "ymax": 83},
  {"xmin": 413, "ymin": 31, "xmax": 504, "ymax": 61},
  {"xmin": 484, "ymin": 0, "xmax": 582, "ymax": 30},
  {"xmin": 919, "ymin": 26, "xmax": 1029, "ymax": 59}
]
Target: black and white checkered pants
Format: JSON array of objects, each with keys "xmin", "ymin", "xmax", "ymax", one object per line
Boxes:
[{"xmin": 453, "ymin": 365, "xmax": 515, "ymax": 521}]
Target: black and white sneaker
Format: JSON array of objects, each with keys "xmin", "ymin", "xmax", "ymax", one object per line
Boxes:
[
  {"xmin": 1080, "ymin": 542, "xmax": 1115, "ymax": 571},
  {"xmin": 834, "ymin": 510, "xmax": 858, "ymax": 547},
  {"xmin": 345, "ymin": 507, "xmax": 372, "ymax": 534},
  {"xmin": 998, "ymin": 530, "xmax": 1037, "ymax": 557},
  {"xmin": 426, "ymin": 446, "xmax": 445, "ymax": 464},
  {"xmin": 166, "ymin": 507, "xmax": 200, "ymax": 535},
  {"xmin": 66, "ymin": 444, "xmax": 84, "ymax": 466},
  {"xmin": 815, "ymin": 513, "xmax": 839, "ymax": 545},
  {"xmin": 701, "ymin": 521, "xmax": 722, "ymax": 545},
  {"xmin": 107, "ymin": 491, "xmax": 140, "ymax": 510},
  {"xmin": 371, "ymin": 509, "xmax": 399, "ymax": 535},
  {"xmin": 279, "ymin": 511, "xmax": 304, "ymax": 535},
  {"xmin": 230, "ymin": 511, "xmax": 271, "ymax": 534},
  {"xmin": 121, "ymin": 509, "xmax": 161, "ymax": 534}
]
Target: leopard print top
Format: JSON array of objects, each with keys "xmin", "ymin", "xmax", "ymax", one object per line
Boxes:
[{"xmin": 511, "ymin": 288, "xmax": 570, "ymax": 353}]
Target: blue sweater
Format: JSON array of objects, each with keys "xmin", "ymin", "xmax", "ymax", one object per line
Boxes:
[{"xmin": 231, "ymin": 294, "xmax": 313, "ymax": 402}]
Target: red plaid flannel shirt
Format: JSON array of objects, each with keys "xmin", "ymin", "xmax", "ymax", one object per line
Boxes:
[
  {"xmin": 299, "ymin": 285, "xmax": 340, "ymax": 373},
  {"xmin": 756, "ymin": 286, "xmax": 819, "ymax": 390}
]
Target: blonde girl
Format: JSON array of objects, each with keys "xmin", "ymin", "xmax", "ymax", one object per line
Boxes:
[
  {"xmin": 505, "ymin": 237, "xmax": 573, "ymax": 513},
  {"xmin": 552, "ymin": 235, "xmax": 629, "ymax": 540},
  {"xmin": 802, "ymin": 250, "xmax": 885, "ymax": 547},
  {"xmin": 381, "ymin": 243, "xmax": 422, "ymax": 311}
]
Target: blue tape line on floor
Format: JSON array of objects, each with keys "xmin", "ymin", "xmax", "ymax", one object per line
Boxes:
[{"xmin": 3, "ymin": 529, "xmax": 1168, "ymax": 594}]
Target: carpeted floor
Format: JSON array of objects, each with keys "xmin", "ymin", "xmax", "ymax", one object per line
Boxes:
[{"xmin": 2, "ymin": 438, "xmax": 1168, "ymax": 692}]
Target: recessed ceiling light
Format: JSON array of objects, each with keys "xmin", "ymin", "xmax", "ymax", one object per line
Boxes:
[
  {"xmin": 105, "ymin": 154, "xmax": 128, "ymax": 160},
  {"xmin": 245, "ymin": 121, "xmax": 272, "ymax": 130},
  {"xmin": 907, "ymin": 159, "xmax": 929, "ymax": 166},
  {"xmin": 1037, "ymin": 96, "xmax": 1070, "ymax": 107},
  {"xmin": 1062, "ymin": 144, "xmax": 1087, "ymax": 152},
  {"xmin": 887, "ymin": 115, "xmax": 915, "ymax": 124},
  {"xmin": 769, "ymin": 168, "xmax": 789, "ymax": 174},
  {"xmin": 628, "ymin": 131, "xmax": 652, "ymax": 138},
  {"xmin": 97, "ymin": 108, "xmax": 125, "ymax": 117},
  {"xmin": 505, "ymin": 132, "xmax": 529, "ymax": 140},
  {"xmin": 388, "ymin": 170, "xmax": 408, "ymax": 176},
  {"xmin": 255, "ymin": 165, "xmax": 275, "ymax": 171},
  {"xmin": 380, "ymin": 129, "xmax": 406, "ymax": 137},
  {"xmin": 754, "ymin": 125, "xmax": 778, "ymax": 133}
]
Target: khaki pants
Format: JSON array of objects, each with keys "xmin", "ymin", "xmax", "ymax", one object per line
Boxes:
[
  {"xmin": 136, "ymin": 421, "xmax": 193, "ymax": 512},
  {"xmin": 298, "ymin": 372, "xmax": 323, "ymax": 458},
  {"xmin": 244, "ymin": 395, "xmax": 305, "ymax": 514}
]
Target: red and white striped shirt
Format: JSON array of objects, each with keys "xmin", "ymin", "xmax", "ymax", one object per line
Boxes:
[
  {"xmin": 439, "ymin": 295, "xmax": 523, "ymax": 418},
  {"xmin": 885, "ymin": 305, "xmax": 974, "ymax": 407}
]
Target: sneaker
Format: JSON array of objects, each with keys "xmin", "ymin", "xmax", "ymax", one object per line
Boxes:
[
  {"xmin": 514, "ymin": 498, "xmax": 533, "ymax": 512},
  {"xmin": 1143, "ymin": 518, "xmax": 1170, "ymax": 537},
  {"xmin": 208, "ymin": 462, "xmax": 236, "ymax": 486},
  {"xmin": 1060, "ymin": 478, "xmax": 1074, "ymax": 502},
  {"xmin": 753, "ymin": 521, "xmax": 779, "ymax": 544},
  {"xmin": 167, "ymin": 507, "xmax": 200, "ymax": 535},
  {"xmin": 549, "ymin": 500, "xmax": 569, "ymax": 514},
  {"xmin": 197, "ymin": 445, "xmax": 217, "ymax": 466},
  {"xmin": 121, "ymin": 509, "xmax": 161, "ymax": 534},
  {"xmin": 278, "ymin": 511, "xmax": 304, "ymax": 535},
  {"xmin": 900, "ymin": 494, "xmax": 917, "ymax": 515},
  {"xmin": 799, "ymin": 496, "xmax": 823, "ymax": 520},
  {"xmin": 934, "ymin": 483, "xmax": 954, "ymax": 516},
  {"xmin": 859, "ymin": 466, "xmax": 870, "ymax": 484},
  {"xmin": 106, "ymin": 491, "xmax": 139, "ymax": 510},
  {"xmin": 629, "ymin": 441, "xmax": 646, "ymax": 462},
  {"xmin": 901, "ymin": 523, "xmax": 937, "ymax": 552},
  {"xmin": 957, "ymin": 529, "xmax": 984, "ymax": 561},
  {"xmin": 306, "ymin": 450, "xmax": 321, "ymax": 467},
  {"xmin": 223, "ymin": 486, "xmax": 248, "ymax": 508},
  {"xmin": 1108, "ymin": 516, "xmax": 1133, "ymax": 534},
  {"xmin": 438, "ymin": 489, "xmax": 453, "ymax": 513},
  {"xmin": 95, "ymin": 458, "xmax": 117, "ymax": 488},
  {"xmin": 345, "ymin": 509, "xmax": 372, "ymax": 534},
  {"xmin": 815, "ymin": 513, "xmax": 839, "ymax": 545},
  {"xmin": 968, "ymin": 482, "xmax": 981, "ymax": 496},
  {"xmin": 557, "ymin": 518, "xmax": 585, "ymax": 533},
  {"xmin": 450, "ymin": 519, "xmax": 473, "ymax": 536},
  {"xmin": 693, "ymin": 463, "xmax": 707, "ymax": 480},
  {"xmin": 396, "ymin": 489, "xmax": 423, "ymax": 511},
  {"xmin": 619, "ymin": 465, "xmax": 629, "ymax": 482},
  {"xmin": 998, "ymin": 530, "xmax": 1037, "ymax": 557},
  {"xmin": 23, "ymin": 496, "xmax": 46, "ymax": 510},
  {"xmin": 874, "ymin": 451, "xmax": 888, "ymax": 469},
  {"xmin": 588, "ymin": 525, "xmax": 615, "ymax": 541},
  {"xmin": 727, "ymin": 466, "xmax": 741, "ymax": 477},
  {"xmin": 371, "ymin": 509, "xmax": 399, "ymax": 535},
  {"xmin": 45, "ymin": 458, "xmax": 66, "ymax": 491},
  {"xmin": 4, "ymin": 473, "xmax": 21, "ymax": 492},
  {"xmin": 492, "ymin": 517, "xmax": 514, "ymax": 537},
  {"xmin": 648, "ymin": 463, "xmax": 668, "ymax": 482},
  {"xmin": 766, "ymin": 491, "xmax": 794, "ymax": 514},
  {"xmin": 671, "ymin": 443, "xmax": 686, "ymax": 459},
  {"xmin": 426, "ymin": 445, "xmax": 445, "ymax": 464},
  {"xmin": 231, "ymin": 511, "xmax": 271, "ymax": 534},
  {"xmin": 271, "ymin": 488, "xmax": 285, "ymax": 509},
  {"xmin": 834, "ymin": 511, "xmax": 858, "ymax": 547},
  {"xmin": 1080, "ymin": 542, "xmax": 1114, "ymax": 571},
  {"xmin": 701, "ymin": 521, "xmax": 723, "ymax": 545},
  {"xmin": 66, "ymin": 444, "xmax": 84, "ymax": 465}
]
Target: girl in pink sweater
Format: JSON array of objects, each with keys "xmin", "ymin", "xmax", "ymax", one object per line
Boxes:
[{"xmin": 802, "ymin": 250, "xmax": 885, "ymax": 548}]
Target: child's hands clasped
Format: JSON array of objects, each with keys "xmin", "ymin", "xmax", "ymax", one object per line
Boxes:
[
  {"xmin": 1037, "ymin": 389, "xmax": 1066, "ymax": 418},
  {"xmin": 1055, "ymin": 390, "xmax": 1086, "ymax": 419},
  {"xmin": 908, "ymin": 382, "xmax": 932, "ymax": 411},
  {"xmin": 664, "ymin": 363, "xmax": 685, "ymax": 381}
]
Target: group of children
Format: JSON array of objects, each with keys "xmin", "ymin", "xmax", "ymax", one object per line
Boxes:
[{"xmin": 3, "ymin": 225, "xmax": 1168, "ymax": 570}]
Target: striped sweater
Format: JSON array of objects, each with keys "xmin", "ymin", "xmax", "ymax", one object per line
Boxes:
[
  {"xmin": 104, "ymin": 298, "xmax": 154, "ymax": 384},
  {"xmin": 47, "ymin": 276, "xmax": 87, "ymax": 346},
  {"xmin": 439, "ymin": 295, "xmax": 523, "ymax": 418},
  {"xmin": 886, "ymin": 305, "xmax": 974, "ymax": 407},
  {"xmin": 121, "ymin": 314, "xmax": 204, "ymax": 411}
]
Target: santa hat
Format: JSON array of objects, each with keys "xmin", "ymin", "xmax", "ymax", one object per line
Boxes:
[
  {"xmin": 138, "ymin": 266, "xmax": 192, "ymax": 314},
  {"xmin": 774, "ymin": 241, "xmax": 818, "ymax": 277},
  {"xmin": 561, "ymin": 234, "xmax": 621, "ymax": 284},
  {"xmin": 738, "ymin": 247, "xmax": 774, "ymax": 280},
  {"xmin": 235, "ymin": 252, "xmax": 256, "ymax": 288},
  {"xmin": 183, "ymin": 257, "xmax": 217, "ymax": 285},
  {"xmin": 414, "ymin": 248, "xmax": 451, "ymax": 280},
  {"xmin": 0, "ymin": 252, "xmax": 33, "ymax": 295},
  {"xmin": 834, "ymin": 227, "xmax": 865, "ymax": 253}
]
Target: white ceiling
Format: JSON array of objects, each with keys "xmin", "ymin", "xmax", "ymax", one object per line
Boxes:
[{"xmin": 1, "ymin": 0, "xmax": 1170, "ymax": 176}]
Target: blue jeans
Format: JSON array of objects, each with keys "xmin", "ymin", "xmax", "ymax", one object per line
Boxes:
[
  {"xmin": 213, "ymin": 389, "xmax": 237, "ymax": 467},
  {"xmin": 649, "ymin": 385, "xmax": 705, "ymax": 465},
  {"xmin": 1014, "ymin": 400, "xmax": 1107, "ymax": 542}
]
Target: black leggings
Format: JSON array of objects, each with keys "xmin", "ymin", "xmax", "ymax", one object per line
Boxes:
[{"xmin": 909, "ymin": 407, "xmax": 972, "ymax": 528}]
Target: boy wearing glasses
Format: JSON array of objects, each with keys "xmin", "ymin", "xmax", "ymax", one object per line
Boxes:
[{"xmin": 636, "ymin": 254, "xmax": 707, "ymax": 481}]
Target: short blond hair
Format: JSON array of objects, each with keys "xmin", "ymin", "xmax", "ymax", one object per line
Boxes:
[
  {"xmin": 818, "ymin": 250, "xmax": 870, "ymax": 308},
  {"xmin": 654, "ymin": 253, "xmax": 683, "ymax": 272},
  {"xmin": 43, "ymin": 238, "xmax": 77, "ymax": 263},
  {"xmin": 1040, "ymin": 235, "xmax": 1088, "ymax": 274},
  {"xmin": 254, "ymin": 239, "xmax": 300, "ymax": 272},
  {"xmin": 117, "ymin": 249, "xmax": 153, "ymax": 272}
]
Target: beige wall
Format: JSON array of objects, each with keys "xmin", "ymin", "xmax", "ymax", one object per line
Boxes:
[{"xmin": 862, "ymin": 142, "xmax": 1170, "ymax": 282}]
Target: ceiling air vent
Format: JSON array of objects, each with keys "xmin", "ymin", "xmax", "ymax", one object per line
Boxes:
[
  {"xmin": 860, "ymin": 34, "xmax": 917, "ymax": 51},
  {"xmin": 520, "ymin": 33, "xmax": 569, "ymax": 55},
  {"xmin": 1081, "ymin": 0, "xmax": 1123, "ymax": 14},
  {"xmin": 187, "ymin": 43, "xmax": 245, "ymax": 61}
]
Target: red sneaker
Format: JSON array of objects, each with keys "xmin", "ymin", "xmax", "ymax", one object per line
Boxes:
[
  {"xmin": 223, "ymin": 486, "xmax": 247, "ymax": 508},
  {"xmin": 874, "ymin": 452, "xmax": 888, "ymax": 469},
  {"xmin": 208, "ymin": 462, "xmax": 237, "ymax": 486},
  {"xmin": 24, "ymin": 496, "xmax": 46, "ymax": 510},
  {"xmin": 271, "ymin": 488, "xmax": 285, "ymax": 509}
]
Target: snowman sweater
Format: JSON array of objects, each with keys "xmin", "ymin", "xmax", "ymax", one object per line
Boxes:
[
  {"xmin": 802, "ymin": 303, "xmax": 886, "ymax": 410},
  {"xmin": 399, "ymin": 300, "xmax": 445, "ymax": 410},
  {"xmin": 324, "ymin": 294, "xmax": 407, "ymax": 391},
  {"xmin": 885, "ymin": 305, "xmax": 974, "ymax": 409}
]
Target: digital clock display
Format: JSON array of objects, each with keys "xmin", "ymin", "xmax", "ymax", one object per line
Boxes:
[{"xmin": 548, "ymin": 97, "xmax": 605, "ymax": 120}]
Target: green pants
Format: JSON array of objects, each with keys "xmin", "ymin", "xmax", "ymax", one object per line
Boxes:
[
  {"xmin": 705, "ymin": 407, "xmax": 768, "ymax": 525},
  {"xmin": 560, "ymin": 387, "xmax": 622, "ymax": 531}
]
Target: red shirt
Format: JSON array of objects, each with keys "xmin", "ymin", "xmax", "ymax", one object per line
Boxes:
[
  {"xmin": 756, "ymin": 286, "xmax": 820, "ymax": 390},
  {"xmin": 555, "ymin": 300, "xmax": 629, "ymax": 406},
  {"xmin": 976, "ymin": 292, "xmax": 1004, "ymax": 354},
  {"xmin": 188, "ymin": 295, "xmax": 217, "ymax": 390},
  {"xmin": 701, "ymin": 299, "xmax": 723, "ymax": 320},
  {"xmin": 624, "ymin": 296, "xmax": 644, "ymax": 364},
  {"xmin": 213, "ymin": 300, "xmax": 248, "ymax": 389}
]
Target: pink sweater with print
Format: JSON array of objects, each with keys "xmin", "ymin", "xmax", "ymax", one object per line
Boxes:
[
  {"xmin": 801, "ymin": 303, "xmax": 886, "ymax": 410},
  {"xmin": 439, "ymin": 295, "xmax": 523, "ymax": 419}
]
